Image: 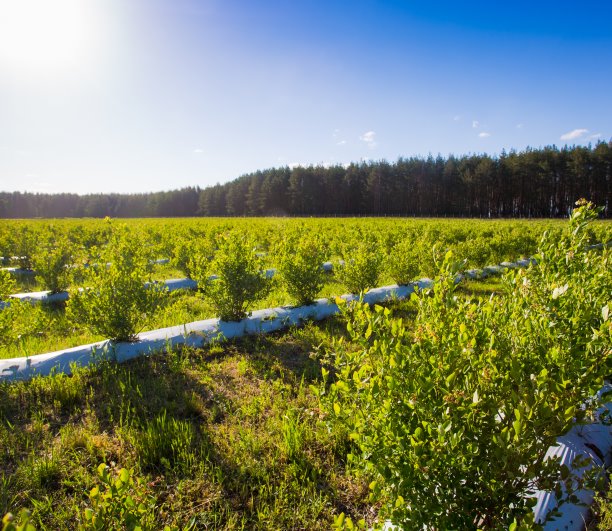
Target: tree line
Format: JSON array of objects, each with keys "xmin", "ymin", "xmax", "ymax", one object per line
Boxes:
[{"xmin": 1, "ymin": 143, "xmax": 610, "ymax": 218}]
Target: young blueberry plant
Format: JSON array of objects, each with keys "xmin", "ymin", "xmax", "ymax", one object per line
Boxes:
[
  {"xmin": 337, "ymin": 243, "xmax": 382, "ymax": 295},
  {"xmin": 66, "ymin": 225, "xmax": 166, "ymax": 342},
  {"xmin": 323, "ymin": 201, "xmax": 610, "ymax": 529},
  {"xmin": 0, "ymin": 270, "xmax": 48, "ymax": 350},
  {"xmin": 276, "ymin": 233, "xmax": 327, "ymax": 305},
  {"xmin": 81, "ymin": 464, "xmax": 155, "ymax": 530},
  {"xmin": 386, "ymin": 238, "xmax": 420, "ymax": 286},
  {"xmin": 192, "ymin": 232, "xmax": 271, "ymax": 321},
  {"xmin": 173, "ymin": 236, "xmax": 215, "ymax": 280},
  {"xmin": 32, "ymin": 238, "xmax": 74, "ymax": 294},
  {"xmin": 0, "ymin": 269, "xmax": 15, "ymax": 301}
]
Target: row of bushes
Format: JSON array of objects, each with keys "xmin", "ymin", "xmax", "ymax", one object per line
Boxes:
[
  {"xmin": 0, "ymin": 219, "xmax": 466, "ymax": 344},
  {"xmin": 2, "ymin": 226, "xmax": 533, "ymax": 296}
]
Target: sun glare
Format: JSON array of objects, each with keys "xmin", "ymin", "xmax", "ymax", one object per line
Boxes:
[{"xmin": 0, "ymin": 0, "xmax": 96, "ymax": 72}]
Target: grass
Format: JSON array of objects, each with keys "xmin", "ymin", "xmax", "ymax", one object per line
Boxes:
[{"xmin": 0, "ymin": 314, "xmax": 375, "ymax": 529}]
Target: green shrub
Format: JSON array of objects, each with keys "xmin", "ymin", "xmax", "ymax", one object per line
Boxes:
[
  {"xmin": 0, "ymin": 300, "xmax": 48, "ymax": 349},
  {"xmin": 8, "ymin": 227, "xmax": 36, "ymax": 270},
  {"xmin": 192, "ymin": 233, "xmax": 271, "ymax": 321},
  {"xmin": 593, "ymin": 475, "xmax": 612, "ymax": 530},
  {"xmin": 457, "ymin": 237, "xmax": 491, "ymax": 269},
  {"xmin": 0, "ymin": 270, "xmax": 15, "ymax": 301},
  {"xmin": 66, "ymin": 226, "xmax": 165, "ymax": 342},
  {"xmin": 386, "ymin": 238, "xmax": 420, "ymax": 285},
  {"xmin": 81, "ymin": 464, "xmax": 154, "ymax": 531},
  {"xmin": 337, "ymin": 243, "xmax": 382, "ymax": 294},
  {"xmin": 276, "ymin": 234, "xmax": 327, "ymax": 305},
  {"xmin": 323, "ymin": 202, "xmax": 610, "ymax": 529},
  {"xmin": 172, "ymin": 237, "xmax": 214, "ymax": 279},
  {"xmin": 32, "ymin": 238, "xmax": 74, "ymax": 294}
]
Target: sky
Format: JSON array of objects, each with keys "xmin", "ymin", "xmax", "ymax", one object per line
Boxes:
[{"xmin": 0, "ymin": 0, "xmax": 611, "ymax": 195}]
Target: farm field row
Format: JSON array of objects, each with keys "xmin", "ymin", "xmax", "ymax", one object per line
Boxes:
[
  {"xmin": 2, "ymin": 216, "xmax": 609, "ymax": 361},
  {"xmin": 0, "ymin": 202, "xmax": 610, "ymax": 529}
]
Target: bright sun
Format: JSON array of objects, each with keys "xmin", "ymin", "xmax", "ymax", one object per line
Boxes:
[{"xmin": 0, "ymin": 0, "xmax": 96, "ymax": 71}]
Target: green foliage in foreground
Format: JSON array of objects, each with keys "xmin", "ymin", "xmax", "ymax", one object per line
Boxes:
[
  {"xmin": 66, "ymin": 224, "xmax": 165, "ymax": 341},
  {"xmin": 82, "ymin": 464, "xmax": 156, "ymax": 531},
  {"xmin": 593, "ymin": 475, "xmax": 612, "ymax": 530},
  {"xmin": 323, "ymin": 201, "xmax": 611, "ymax": 529}
]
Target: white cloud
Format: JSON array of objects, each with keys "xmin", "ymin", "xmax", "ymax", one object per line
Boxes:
[
  {"xmin": 472, "ymin": 120, "xmax": 479, "ymax": 128},
  {"xmin": 288, "ymin": 162, "xmax": 303, "ymax": 169},
  {"xmin": 336, "ymin": 140, "xmax": 347, "ymax": 146},
  {"xmin": 193, "ymin": 148, "xmax": 204, "ymax": 153},
  {"xmin": 587, "ymin": 133, "xmax": 602, "ymax": 140},
  {"xmin": 453, "ymin": 115, "xmax": 461, "ymax": 121},
  {"xmin": 478, "ymin": 132, "xmax": 491, "ymax": 138},
  {"xmin": 359, "ymin": 130, "xmax": 377, "ymax": 148},
  {"xmin": 560, "ymin": 128, "xmax": 588, "ymax": 141}
]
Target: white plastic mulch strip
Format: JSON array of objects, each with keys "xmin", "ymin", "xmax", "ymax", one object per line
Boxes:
[
  {"xmin": 532, "ymin": 387, "xmax": 612, "ymax": 530},
  {"xmin": 1, "ymin": 267, "xmax": 35, "ymax": 276},
  {"xmin": 0, "ymin": 281, "xmax": 424, "ymax": 382},
  {"xmin": 3, "ymin": 265, "xmax": 303, "ymax": 307}
]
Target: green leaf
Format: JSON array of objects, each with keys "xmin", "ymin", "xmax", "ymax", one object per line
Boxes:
[{"xmin": 119, "ymin": 468, "xmax": 130, "ymax": 483}]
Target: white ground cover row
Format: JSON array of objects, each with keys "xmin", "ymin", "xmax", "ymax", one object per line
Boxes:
[
  {"xmin": 0, "ymin": 279, "xmax": 428, "ymax": 382},
  {"xmin": 0, "ymin": 254, "xmax": 608, "ymax": 529},
  {"xmin": 1, "ymin": 262, "xmax": 333, "ymax": 307},
  {"xmin": 0, "ymin": 258, "xmax": 171, "ymax": 278},
  {"xmin": 1, "ymin": 256, "xmax": 513, "ymax": 308}
]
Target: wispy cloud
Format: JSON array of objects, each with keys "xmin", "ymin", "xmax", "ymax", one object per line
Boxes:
[
  {"xmin": 587, "ymin": 133, "xmax": 602, "ymax": 140},
  {"xmin": 193, "ymin": 148, "xmax": 204, "ymax": 153},
  {"xmin": 560, "ymin": 128, "xmax": 588, "ymax": 141},
  {"xmin": 478, "ymin": 132, "xmax": 491, "ymax": 138},
  {"xmin": 359, "ymin": 131, "xmax": 377, "ymax": 148},
  {"xmin": 336, "ymin": 140, "xmax": 347, "ymax": 146},
  {"xmin": 472, "ymin": 120, "xmax": 479, "ymax": 129}
]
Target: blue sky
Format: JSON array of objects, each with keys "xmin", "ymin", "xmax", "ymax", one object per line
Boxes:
[{"xmin": 1, "ymin": 0, "xmax": 611, "ymax": 194}]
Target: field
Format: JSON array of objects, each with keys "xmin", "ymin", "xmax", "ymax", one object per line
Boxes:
[
  {"xmin": 0, "ymin": 205, "xmax": 611, "ymax": 529},
  {"xmin": 0, "ymin": 216, "xmax": 590, "ymax": 360}
]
